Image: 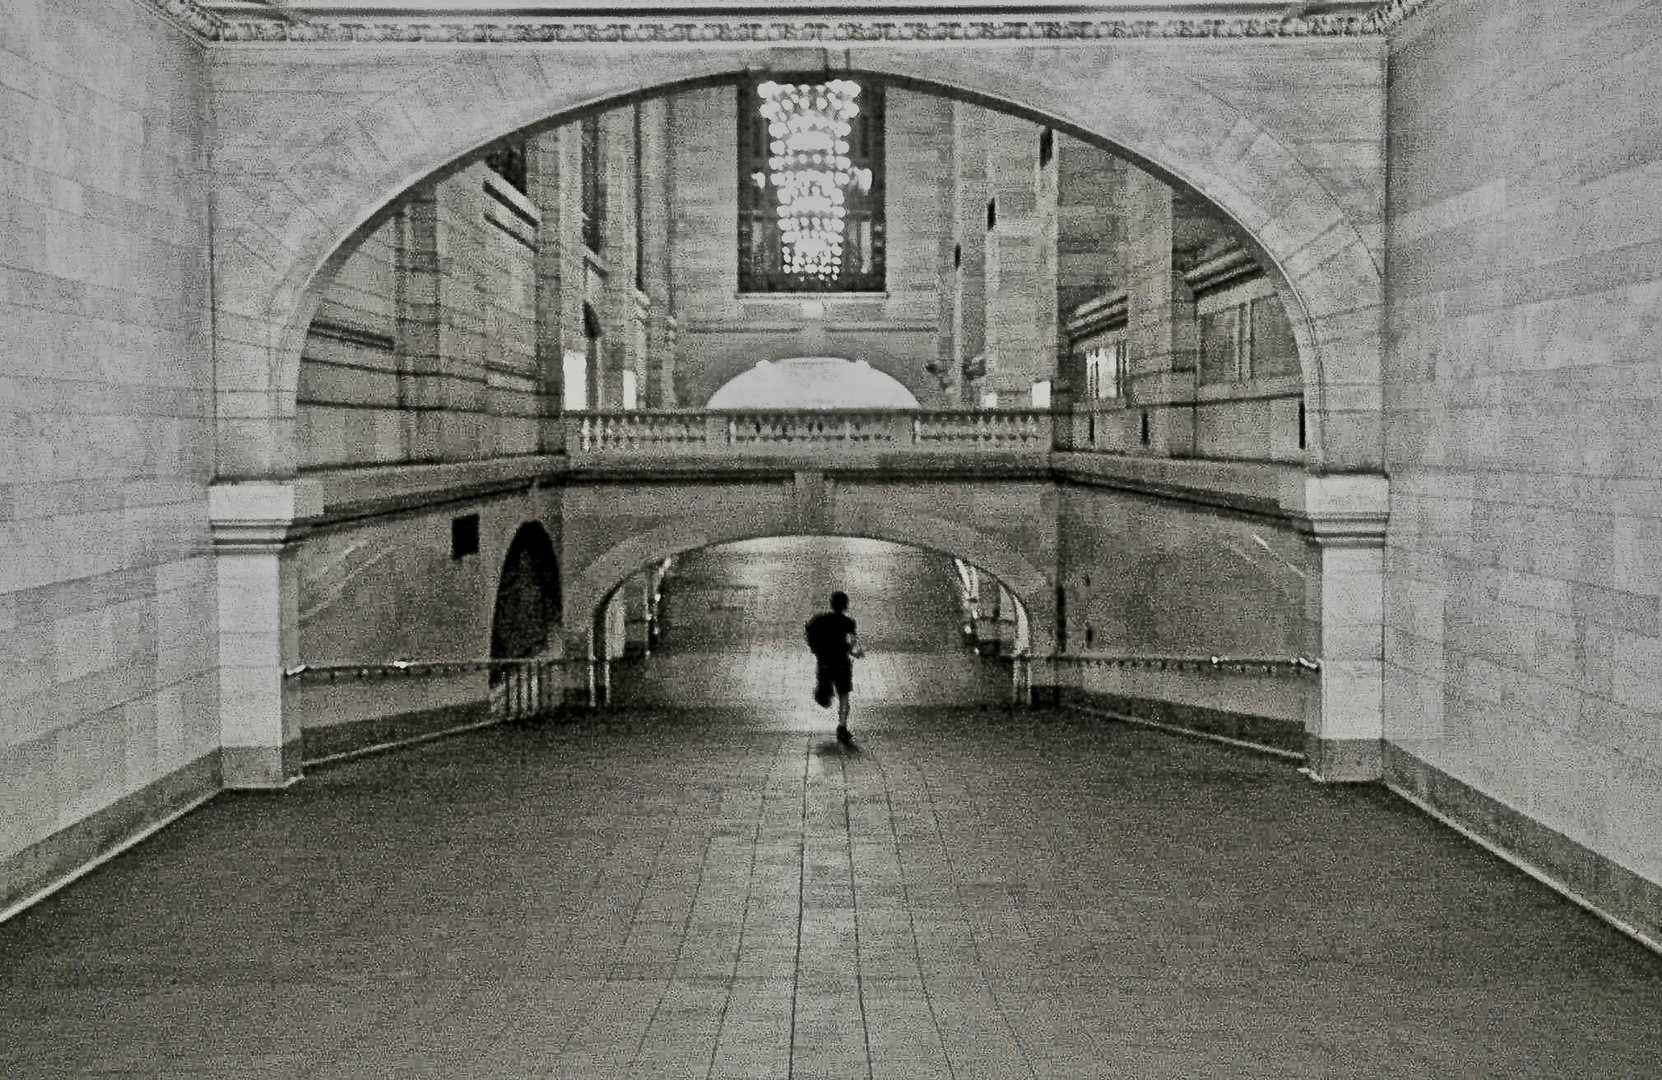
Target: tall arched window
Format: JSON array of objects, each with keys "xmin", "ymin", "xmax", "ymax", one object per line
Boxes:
[{"xmin": 738, "ymin": 76, "xmax": 885, "ymax": 293}]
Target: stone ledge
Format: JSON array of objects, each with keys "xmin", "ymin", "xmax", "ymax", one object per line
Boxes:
[
  {"xmin": 1, "ymin": 752, "xmax": 221, "ymax": 919},
  {"xmin": 1304, "ymin": 734, "xmax": 1382, "ymax": 782},
  {"xmin": 1385, "ymin": 743, "xmax": 1662, "ymax": 950},
  {"xmin": 293, "ymin": 455, "xmax": 567, "ymax": 527},
  {"xmin": 1051, "ymin": 452, "xmax": 1300, "ymax": 517},
  {"xmin": 303, "ymin": 700, "xmax": 492, "ymax": 763}
]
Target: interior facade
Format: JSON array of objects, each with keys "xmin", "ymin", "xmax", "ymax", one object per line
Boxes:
[{"xmin": 4, "ymin": 0, "xmax": 1661, "ymax": 1070}]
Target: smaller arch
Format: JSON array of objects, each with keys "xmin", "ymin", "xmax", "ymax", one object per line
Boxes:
[
  {"xmin": 490, "ymin": 522, "xmax": 562, "ymax": 663},
  {"xmin": 565, "ymin": 517, "xmax": 1055, "ymax": 662},
  {"xmin": 706, "ymin": 356, "xmax": 921, "ymax": 410},
  {"xmin": 596, "ymin": 536, "xmax": 1033, "ymax": 662}
]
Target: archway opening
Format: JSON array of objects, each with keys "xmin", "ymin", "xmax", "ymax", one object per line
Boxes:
[
  {"xmin": 706, "ymin": 356, "xmax": 922, "ymax": 410},
  {"xmin": 490, "ymin": 522, "xmax": 562, "ymax": 667},
  {"xmin": 597, "ymin": 535, "xmax": 1030, "ymax": 713},
  {"xmin": 286, "ymin": 63, "xmax": 1334, "ymax": 473}
]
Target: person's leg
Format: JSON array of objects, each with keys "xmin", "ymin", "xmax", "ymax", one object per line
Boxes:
[
  {"xmin": 814, "ymin": 665, "xmax": 833, "ymax": 708},
  {"xmin": 834, "ymin": 666, "xmax": 853, "ymax": 741}
]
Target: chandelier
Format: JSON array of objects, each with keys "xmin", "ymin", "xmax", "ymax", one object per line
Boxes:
[{"xmin": 756, "ymin": 79, "xmax": 871, "ymax": 282}]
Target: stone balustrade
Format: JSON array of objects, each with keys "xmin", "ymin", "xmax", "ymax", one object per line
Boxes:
[{"xmin": 567, "ymin": 408, "xmax": 1054, "ymax": 458}]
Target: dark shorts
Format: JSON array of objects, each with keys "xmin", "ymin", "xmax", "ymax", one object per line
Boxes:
[{"xmin": 815, "ymin": 662, "xmax": 853, "ymax": 698}]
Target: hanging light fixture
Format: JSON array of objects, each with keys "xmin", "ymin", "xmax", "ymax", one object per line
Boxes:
[{"xmin": 757, "ymin": 79, "xmax": 862, "ymax": 282}]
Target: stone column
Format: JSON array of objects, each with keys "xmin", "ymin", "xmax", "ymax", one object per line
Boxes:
[
  {"xmin": 209, "ymin": 482, "xmax": 313, "ymax": 789},
  {"xmin": 1282, "ymin": 474, "xmax": 1390, "ymax": 782},
  {"xmin": 982, "ymin": 111, "xmax": 1057, "ymax": 407},
  {"xmin": 1123, "ymin": 167, "xmax": 1198, "ymax": 457}
]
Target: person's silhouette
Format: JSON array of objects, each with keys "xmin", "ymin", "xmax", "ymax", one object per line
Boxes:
[{"xmin": 805, "ymin": 591, "xmax": 863, "ymax": 743}]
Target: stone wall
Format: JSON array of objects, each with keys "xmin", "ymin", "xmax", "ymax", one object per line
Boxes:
[
  {"xmin": 1384, "ymin": 0, "xmax": 1662, "ymax": 935},
  {"xmin": 288, "ymin": 486, "xmax": 562, "ymax": 743},
  {"xmin": 297, "ymin": 163, "xmax": 543, "ymax": 469},
  {"xmin": 1057, "ymin": 484, "xmax": 1316, "ymax": 658},
  {"xmin": 0, "ymin": 0, "xmax": 216, "ymax": 909}
]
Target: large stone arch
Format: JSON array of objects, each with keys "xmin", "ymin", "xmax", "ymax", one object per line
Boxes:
[
  {"xmin": 209, "ymin": 37, "xmax": 1384, "ymax": 478},
  {"xmin": 564, "ymin": 516, "xmax": 1056, "ymax": 660}
]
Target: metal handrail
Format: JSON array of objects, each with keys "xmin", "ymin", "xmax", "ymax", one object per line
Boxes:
[
  {"xmin": 1048, "ymin": 653, "xmax": 1321, "ymax": 677},
  {"xmin": 282, "ymin": 658, "xmax": 576, "ymax": 680}
]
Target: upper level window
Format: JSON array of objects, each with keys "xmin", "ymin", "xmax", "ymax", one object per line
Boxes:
[
  {"xmin": 1198, "ymin": 281, "xmax": 1298, "ymax": 384},
  {"xmin": 1083, "ymin": 338, "xmax": 1127, "ymax": 402},
  {"xmin": 739, "ymin": 76, "xmax": 885, "ymax": 293},
  {"xmin": 484, "ymin": 138, "xmax": 527, "ymax": 195},
  {"xmin": 581, "ymin": 114, "xmax": 604, "ymax": 255}
]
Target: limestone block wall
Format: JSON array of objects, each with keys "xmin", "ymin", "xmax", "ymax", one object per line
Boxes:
[
  {"xmin": 296, "ymin": 218, "xmax": 399, "ymax": 467},
  {"xmin": 291, "ymin": 488, "xmax": 562, "ymax": 732},
  {"xmin": 1057, "ymin": 486, "xmax": 1315, "ymax": 658},
  {"xmin": 1055, "ymin": 484, "xmax": 1318, "ymax": 737},
  {"xmin": 1385, "ymin": 0, "xmax": 1662, "ymax": 930},
  {"xmin": 297, "ymin": 163, "xmax": 543, "ymax": 470},
  {"xmin": 0, "ymin": 0, "xmax": 216, "ymax": 907},
  {"xmin": 668, "ymin": 85, "xmax": 953, "ymax": 408}
]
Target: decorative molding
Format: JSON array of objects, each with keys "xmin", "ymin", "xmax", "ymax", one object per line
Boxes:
[
  {"xmin": 211, "ymin": 16, "xmax": 1376, "ymax": 42},
  {"xmin": 150, "ymin": 0, "xmax": 1448, "ymax": 44},
  {"xmin": 1365, "ymin": 0, "xmax": 1445, "ymax": 34},
  {"xmin": 138, "ymin": 0, "xmax": 228, "ymax": 41}
]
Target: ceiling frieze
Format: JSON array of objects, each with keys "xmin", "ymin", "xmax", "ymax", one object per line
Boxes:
[{"xmin": 148, "ymin": 0, "xmax": 1445, "ymax": 45}]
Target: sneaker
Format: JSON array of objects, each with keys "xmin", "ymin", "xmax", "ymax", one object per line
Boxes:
[{"xmin": 836, "ymin": 724, "xmax": 853, "ymax": 745}]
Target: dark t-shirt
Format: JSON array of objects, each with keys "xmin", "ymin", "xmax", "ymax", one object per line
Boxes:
[{"xmin": 805, "ymin": 611, "xmax": 857, "ymax": 665}]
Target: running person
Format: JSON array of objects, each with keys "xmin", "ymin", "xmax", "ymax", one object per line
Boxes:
[{"xmin": 805, "ymin": 591, "xmax": 863, "ymax": 744}]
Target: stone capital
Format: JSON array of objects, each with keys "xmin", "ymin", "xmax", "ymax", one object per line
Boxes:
[
  {"xmin": 208, "ymin": 481, "xmax": 322, "ymax": 550},
  {"xmin": 1279, "ymin": 473, "xmax": 1389, "ymax": 546}
]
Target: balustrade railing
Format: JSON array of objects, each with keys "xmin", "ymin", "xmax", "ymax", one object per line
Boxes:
[{"xmin": 566, "ymin": 408, "xmax": 1054, "ymax": 457}]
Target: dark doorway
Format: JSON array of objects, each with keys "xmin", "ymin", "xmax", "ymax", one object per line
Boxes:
[{"xmin": 490, "ymin": 522, "xmax": 561, "ymax": 664}]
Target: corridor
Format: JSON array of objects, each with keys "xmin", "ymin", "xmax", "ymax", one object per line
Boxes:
[
  {"xmin": 3, "ymin": 540, "xmax": 1661, "ymax": 1077},
  {"xmin": 611, "ymin": 537, "xmax": 1011, "ymax": 710}
]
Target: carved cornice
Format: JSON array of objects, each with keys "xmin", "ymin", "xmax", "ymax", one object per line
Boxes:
[
  {"xmin": 144, "ymin": 0, "xmax": 1451, "ymax": 44},
  {"xmin": 138, "ymin": 0, "xmax": 228, "ymax": 41},
  {"xmin": 212, "ymin": 16, "xmax": 1375, "ymax": 42},
  {"xmin": 1365, "ymin": 0, "xmax": 1445, "ymax": 33}
]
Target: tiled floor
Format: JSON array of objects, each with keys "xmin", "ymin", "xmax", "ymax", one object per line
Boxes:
[
  {"xmin": 4, "ymin": 709, "xmax": 1662, "ymax": 1078},
  {"xmin": 5, "ymin": 538, "xmax": 1661, "ymax": 1077}
]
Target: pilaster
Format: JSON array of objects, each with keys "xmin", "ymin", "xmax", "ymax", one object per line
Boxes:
[
  {"xmin": 981, "ymin": 111, "xmax": 1056, "ymax": 405},
  {"xmin": 1281, "ymin": 473, "xmax": 1390, "ymax": 782},
  {"xmin": 1124, "ymin": 168, "xmax": 1197, "ymax": 457},
  {"xmin": 637, "ymin": 97, "xmax": 677, "ymax": 408},
  {"xmin": 598, "ymin": 106, "xmax": 639, "ymax": 410},
  {"xmin": 209, "ymin": 482, "xmax": 316, "ymax": 789},
  {"xmin": 952, "ymin": 100, "xmax": 988, "ymax": 404},
  {"xmin": 527, "ymin": 128, "xmax": 568, "ymax": 447}
]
